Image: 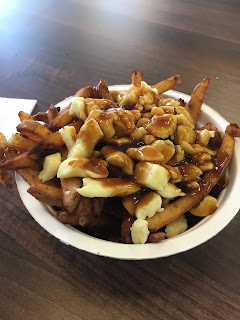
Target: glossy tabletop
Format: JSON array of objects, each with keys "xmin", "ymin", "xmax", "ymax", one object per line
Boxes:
[{"xmin": 0, "ymin": 1, "xmax": 240, "ymax": 319}]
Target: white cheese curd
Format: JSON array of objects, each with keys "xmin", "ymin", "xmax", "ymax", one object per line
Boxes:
[
  {"xmin": 76, "ymin": 177, "xmax": 140, "ymax": 198},
  {"xmin": 130, "ymin": 219, "xmax": 150, "ymax": 244},
  {"xmin": 38, "ymin": 152, "xmax": 62, "ymax": 182},
  {"xmin": 70, "ymin": 97, "xmax": 85, "ymax": 118},
  {"xmin": 76, "ymin": 178, "xmax": 112, "ymax": 198},
  {"xmin": 135, "ymin": 192, "xmax": 163, "ymax": 220},
  {"xmin": 135, "ymin": 162, "xmax": 170, "ymax": 191},
  {"xmin": 59, "ymin": 125, "xmax": 76, "ymax": 150},
  {"xmin": 165, "ymin": 215, "xmax": 188, "ymax": 238},
  {"xmin": 157, "ymin": 183, "xmax": 185, "ymax": 198},
  {"xmin": 68, "ymin": 140, "xmax": 88, "ymax": 158},
  {"xmin": 57, "ymin": 158, "xmax": 108, "ymax": 179}
]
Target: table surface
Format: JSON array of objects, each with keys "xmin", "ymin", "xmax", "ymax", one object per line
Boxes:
[{"xmin": 1, "ymin": 0, "xmax": 240, "ymax": 319}]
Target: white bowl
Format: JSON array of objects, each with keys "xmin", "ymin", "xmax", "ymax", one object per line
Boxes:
[{"xmin": 16, "ymin": 85, "xmax": 240, "ymax": 260}]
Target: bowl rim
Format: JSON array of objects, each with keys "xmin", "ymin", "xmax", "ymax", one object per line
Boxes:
[{"xmin": 16, "ymin": 85, "xmax": 240, "ymax": 260}]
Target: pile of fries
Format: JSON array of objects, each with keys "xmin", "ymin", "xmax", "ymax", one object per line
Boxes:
[{"xmin": 0, "ymin": 72, "xmax": 239, "ymax": 244}]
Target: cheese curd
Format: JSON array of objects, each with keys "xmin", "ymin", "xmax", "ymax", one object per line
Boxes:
[
  {"xmin": 76, "ymin": 177, "xmax": 141, "ymax": 198},
  {"xmin": 68, "ymin": 118, "xmax": 103, "ymax": 158},
  {"xmin": 135, "ymin": 192, "xmax": 163, "ymax": 220},
  {"xmin": 165, "ymin": 215, "xmax": 188, "ymax": 238},
  {"xmin": 38, "ymin": 152, "xmax": 62, "ymax": 182},
  {"xmin": 70, "ymin": 97, "xmax": 85, "ymax": 118},
  {"xmin": 59, "ymin": 125, "xmax": 76, "ymax": 150},
  {"xmin": 157, "ymin": 183, "xmax": 185, "ymax": 198},
  {"xmin": 57, "ymin": 158, "xmax": 108, "ymax": 179},
  {"xmin": 130, "ymin": 219, "xmax": 150, "ymax": 244},
  {"xmin": 134, "ymin": 162, "xmax": 170, "ymax": 191}
]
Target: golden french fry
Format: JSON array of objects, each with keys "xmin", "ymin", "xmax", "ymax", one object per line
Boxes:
[
  {"xmin": 152, "ymin": 75, "xmax": 181, "ymax": 95},
  {"xmin": 76, "ymin": 86, "xmax": 97, "ymax": 98},
  {"xmin": 47, "ymin": 105, "xmax": 60, "ymax": 122},
  {"xmin": 27, "ymin": 183, "xmax": 63, "ymax": 207},
  {"xmin": 188, "ymin": 77, "xmax": 210, "ymax": 127},
  {"xmin": 96, "ymin": 79, "xmax": 114, "ymax": 101},
  {"xmin": 17, "ymin": 167, "xmax": 45, "ymax": 186},
  {"xmin": 33, "ymin": 112, "xmax": 49, "ymax": 123},
  {"xmin": 131, "ymin": 71, "xmax": 143, "ymax": 87},
  {"xmin": 33, "ymin": 105, "xmax": 60, "ymax": 123},
  {"xmin": 18, "ymin": 111, "xmax": 33, "ymax": 122},
  {"xmin": 147, "ymin": 129, "xmax": 235, "ymax": 231},
  {"xmin": 17, "ymin": 120, "xmax": 52, "ymax": 141},
  {"xmin": 226, "ymin": 123, "xmax": 240, "ymax": 137},
  {"xmin": 16, "ymin": 165, "xmax": 58, "ymax": 187},
  {"xmin": 0, "ymin": 151, "xmax": 38, "ymax": 170},
  {"xmin": 38, "ymin": 120, "xmax": 82, "ymax": 150},
  {"xmin": 38, "ymin": 131, "xmax": 63, "ymax": 149},
  {"xmin": 48, "ymin": 104, "xmax": 75, "ymax": 131},
  {"xmin": 61, "ymin": 177, "xmax": 82, "ymax": 212},
  {"xmin": 0, "ymin": 132, "xmax": 7, "ymax": 158},
  {"xmin": 7, "ymin": 133, "xmax": 37, "ymax": 152}
]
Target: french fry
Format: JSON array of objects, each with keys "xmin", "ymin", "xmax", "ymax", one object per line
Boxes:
[
  {"xmin": 27, "ymin": 183, "xmax": 63, "ymax": 207},
  {"xmin": 0, "ymin": 132, "xmax": 7, "ymax": 158},
  {"xmin": 0, "ymin": 170, "xmax": 12, "ymax": 188},
  {"xmin": 147, "ymin": 232, "xmax": 166, "ymax": 243},
  {"xmin": 48, "ymin": 104, "xmax": 75, "ymax": 131},
  {"xmin": 38, "ymin": 120, "xmax": 83, "ymax": 150},
  {"xmin": 121, "ymin": 212, "xmax": 135, "ymax": 243},
  {"xmin": 147, "ymin": 127, "xmax": 236, "ymax": 231},
  {"xmin": 96, "ymin": 80, "xmax": 114, "ymax": 101},
  {"xmin": 61, "ymin": 177, "xmax": 82, "ymax": 212},
  {"xmin": 33, "ymin": 105, "xmax": 60, "ymax": 123},
  {"xmin": 17, "ymin": 120, "xmax": 52, "ymax": 141},
  {"xmin": 198, "ymin": 122, "xmax": 218, "ymax": 132},
  {"xmin": 55, "ymin": 210, "xmax": 80, "ymax": 225},
  {"xmin": 0, "ymin": 133, "xmax": 13, "ymax": 187},
  {"xmin": 33, "ymin": 111, "xmax": 49, "ymax": 123},
  {"xmin": 131, "ymin": 71, "xmax": 143, "ymax": 87},
  {"xmin": 77, "ymin": 197, "xmax": 104, "ymax": 225},
  {"xmin": 152, "ymin": 75, "xmax": 182, "ymax": 95},
  {"xmin": 18, "ymin": 111, "xmax": 33, "ymax": 122},
  {"xmin": 188, "ymin": 77, "xmax": 210, "ymax": 127},
  {"xmin": 47, "ymin": 105, "xmax": 60, "ymax": 122},
  {"xmin": 0, "ymin": 150, "xmax": 38, "ymax": 170},
  {"xmin": 76, "ymin": 86, "xmax": 97, "ymax": 98},
  {"xmin": 7, "ymin": 133, "xmax": 37, "ymax": 152},
  {"xmin": 226, "ymin": 123, "xmax": 240, "ymax": 137},
  {"xmin": 37, "ymin": 131, "xmax": 63, "ymax": 149},
  {"xmin": 17, "ymin": 167, "xmax": 44, "ymax": 186},
  {"xmin": 57, "ymin": 197, "xmax": 119, "ymax": 230}
]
